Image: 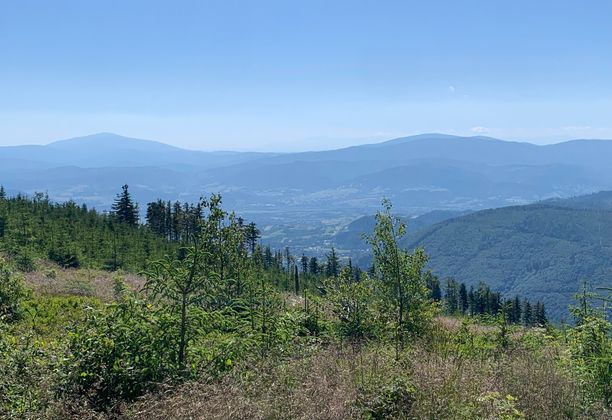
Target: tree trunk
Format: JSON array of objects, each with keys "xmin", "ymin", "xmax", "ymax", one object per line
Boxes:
[{"xmin": 178, "ymin": 292, "xmax": 188, "ymax": 374}]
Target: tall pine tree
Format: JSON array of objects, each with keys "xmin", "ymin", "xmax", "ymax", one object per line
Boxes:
[{"xmin": 112, "ymin": 185, "xmax": 139, "ymax": 226}]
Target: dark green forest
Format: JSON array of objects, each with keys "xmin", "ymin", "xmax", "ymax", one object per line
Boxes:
[
  {"xmin": 406, "ymin": 201, "xmax": 612, "ymax": 322},
  {"xmin": 0, "ymin": 187, "xmax": 610, "ymax": 419}
]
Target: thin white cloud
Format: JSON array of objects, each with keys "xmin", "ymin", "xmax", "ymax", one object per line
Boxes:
[
  {"xmin": 448, "ymin": 85, "xmax": 456, "ymax": 93},
  {"xmin": 562, "ymin": 125, "xmax": 592, "ymax": 131},
  {"xmin": 470, "ymin": 126, "xmax": 490, "ymax": 134}
]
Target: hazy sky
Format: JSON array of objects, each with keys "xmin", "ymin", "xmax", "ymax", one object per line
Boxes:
[{"xmin": 1, "ymin": 0, "xmax": 611, "ymax": 151}]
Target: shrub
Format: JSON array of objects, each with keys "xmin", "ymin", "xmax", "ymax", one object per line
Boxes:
[
  {"xmin": 325, "ymin": 269, "xmax": 380, "ymax": 342},
  {"xmin": 477, "ymin": 392, "xmax": 525, "ymax": 419},
  {"xmin": 0, "ymin": 258, "xmax": 29, "ymax": 322},
  {"xmin": 0, "ymin": 330, "xmax": 53, "ymax": 418},
  {"xmin": 14, "ymin": 248, "xmax": 36, "ymax": 272},
  {"xmin": 48, "ymin": 247, "xmax": 81, "ymax": 268},
  {"xmin": 358, "ymin": 377, "xmax": 415, "ymax": 419},
  {"xmin": 566, "ymin": 315, "xmax": 612, "ymax": 407},
  {"xmin": 62, "ymin": 297, "xmax": 178, "ymax": 409}
]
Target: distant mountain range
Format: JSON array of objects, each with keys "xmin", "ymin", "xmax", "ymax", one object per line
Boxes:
[{"xmin": 2, "ymin": 132, "xmax": 612, "ymax": 216}]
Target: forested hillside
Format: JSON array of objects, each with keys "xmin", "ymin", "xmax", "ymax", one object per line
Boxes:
[
  {"xmin": 0, "ymin": 188, "xmax": 172, "ymax": 272},
  {"xmin": 407, "ymin": 199, "xmax": 612, "ymax": 322},
  {"xmin": 0, "ymin": 189, "xmax": 610, "ymax": 418}
]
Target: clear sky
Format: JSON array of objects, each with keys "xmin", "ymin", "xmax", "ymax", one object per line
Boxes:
[{"xmin": 1, "ymin": 0, "xmax": 611, "ymax": 151}]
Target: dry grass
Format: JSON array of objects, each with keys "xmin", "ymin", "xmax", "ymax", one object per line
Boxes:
[
  {"xmin": 407, "ymin": 345, "xmax": 607, "ymax": 419},
  {"xmin": 23, "ymin": 261, "xmax": 145, "ymax": 301},
  {"xmin": 124, "ymin": 333, "xmax": 610, "ymax": 420},
  {"xmin": 495, "ymin": 347, "xmax": 589, "ymax": 419},
  {"xmin": 129, "ymin": 347, "xmax": 358, "ymax": 420}
]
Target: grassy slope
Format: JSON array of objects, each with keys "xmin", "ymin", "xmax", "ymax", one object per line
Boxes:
[
  {"xmin": 23, "ymin": 261, "xmax": 145, "ymax": 301},
  {"xmin": 128, "ymin": 322, "xmax": 605, "ymax": 420},
  {"xmin": 4, "ymin": 263, "xmax": 609, "ymax": 419}
]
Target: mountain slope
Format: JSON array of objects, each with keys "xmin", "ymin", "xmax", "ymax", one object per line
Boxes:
[
  {"xmin": 406, "ymin": 199, "xmax": 612, "ymax": 322},
  {"xmin": 0, "ymin": 133, "xmax": 275, "ymax": 169},
  {"xmin": 196, "ymin": 134, "xmax": 612, "ymax": 213}
]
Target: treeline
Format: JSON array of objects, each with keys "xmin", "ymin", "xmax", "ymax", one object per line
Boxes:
[
  {"xmin": 145, "ymin": 197, "xmax": 351, "ymax": 283},
  {"xmin": 0, "ymin": 189, "xmax": 172, "ymax": 271},
  {"xmin": 426, "ymin": 276, "xmax": 547, "ymax": 326},
  {"xmin": 0, "ymin": 186, "xmax": 260, "ymax": 273}
]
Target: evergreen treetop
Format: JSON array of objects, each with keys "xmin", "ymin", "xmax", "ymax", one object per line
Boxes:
[{"xmin": 112, "ymin": 184, "xmax": 139, "ymax": 225}]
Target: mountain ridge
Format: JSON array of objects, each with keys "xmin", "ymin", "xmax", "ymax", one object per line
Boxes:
[
  {"xmin": 401, "ymin": 195, "xmax": 612, "ymax": 322},
  {"xmin": 4, "ymin": 132, "xmax": 612, "ymax": 252}
]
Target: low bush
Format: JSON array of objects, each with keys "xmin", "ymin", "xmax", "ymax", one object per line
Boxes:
[{"xmin": 0, "ymin": 258, "xmax": 29, "ymax": 322}]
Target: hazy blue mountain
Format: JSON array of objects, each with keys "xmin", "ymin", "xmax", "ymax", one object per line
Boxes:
[
  {"xmin": 192, "ymin": 133, "xmax": 612, "ymax": 216},
  {"xmin": 0, "ymin": 133, "xmax": 275, "ymax": 170},
  {"xmin": 243, "ymin": 133, "xmax": 612, "ymax": 170},
  {"xmin": 3, "ymin": 131, "xmax": 612, "ymax": 238},
  {"xmin": 544, "ymin": 190, "xmax": 612, "ymax": 210}
]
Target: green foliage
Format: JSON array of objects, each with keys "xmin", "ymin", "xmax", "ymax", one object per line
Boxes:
[
  {"xmin": 325, "ymin": 247, "xmax": 340, "ymax": 278},
  {"xmin": 0, "ymin": 191, "xmax": 173, "ymax": 272},
  {"xmin": 566, "ymin": 315, "xmax": 612, "ymax": 406},
  {"xmin": 240, "ymin": 268, "xmax": 286, "ymax": 353},
  {"xmin": 20, "ymin": 295, "xmax": 102, "ymax": 337},
  {"xmin": 565, "ymin": 287, "xmax": 612, "ymax": 407},
  {"xmin": 48, "ymin": 245, "xmax": 81, "ymax": 268},
  {"xmin": 406, "ymin": 203, "xmax": 612, "ymax": 322},
  {"xmin": 359, "ymin": 377, "xmax": 415, "ymax": 419},
  {"xmin": 477, "ymin": 392, "xmax": 525, "ymax": 419},
  {"xmin": 63, "ymin": 297, "xmax": 178, "ymax": 409},
  {"xmin": 0, "ymin": 258, "xmax": 30, "ymax": 322},
  {"xmin": 496, "ymin": 310, "xmax": 510, "ymax": 352},
  {"xmin": 367, "ymin": 199, "xmax": 434, "ymax": 354},
  {"xmin": 452, "ymin": 320, "xmax": 497, "ymax": 359},
  {"xmin": 111, "ymin": 184, "xmax": 139, "ymax": 226},
  {"xmin": 14, "ymin": 247, "xmax": 37, "ymax": 272},
  {"xmin": 144, "ymin": 248, "xmax": 219, "ymax": 374},
  {"xmin": 0, "ymin": 329, "xmax": 53, "ymax": 418},
  {"xmin": 0, "ymin": 191, "xmax": 610, "ymax": 417},
  {"xmin": 112, "ymin": 274, "xmax": 128, "ymax": 300},
  {"xmin": 325, "ymin": 267, "xmax": 380, "ymax": 342}
]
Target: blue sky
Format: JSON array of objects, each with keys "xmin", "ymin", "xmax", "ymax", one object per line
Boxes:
[{"xmin": 1, "ymin": 0, "xmax": 611, "ymax": 151}]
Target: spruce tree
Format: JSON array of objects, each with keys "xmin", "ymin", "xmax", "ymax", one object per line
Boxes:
[
  {"xmin": 445, "ymin": 278, "xmax": 459, "ymax": 314},
  {"xmin": 468, "ymin": 286, "xmax": 475, "ymax": 315},
  {"xmin": 534, "ymin": 301, "xmax": 547, "ymax": 325},
  {"xmin": 509, "ymin": 296, "xmax": 522, "ymax": 324},
  {"xmin": 112, "ymin": 184, "xmax": 139, "ymax": 225},
  {"xmin": 264, "ymin": 246, "xmax": 273, "ymax": 269},
  {"xmin": 522, "ymin": 299, "xmax": 533, "ymax": 326},
  {"xmin": 325, "ymin": 247, "xmax": 340, "ymax": 278},
  {"xmin": 146, "ymin": 199, "xmax": 166, "ymax": 236},
  {"xmin": 244, "ymin": 222, "xmax": 261, "ymax": 254},
  {"xmin": 425, "ymin": 271, "xmax": 442, "ymax": 301},
  {"xmin": 459, "ymin": 282, "xmax": 468, "ymax": 314},
  {"xmin": 309, "ymin": 256, "xmax": 319, "ymax": 275}
]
